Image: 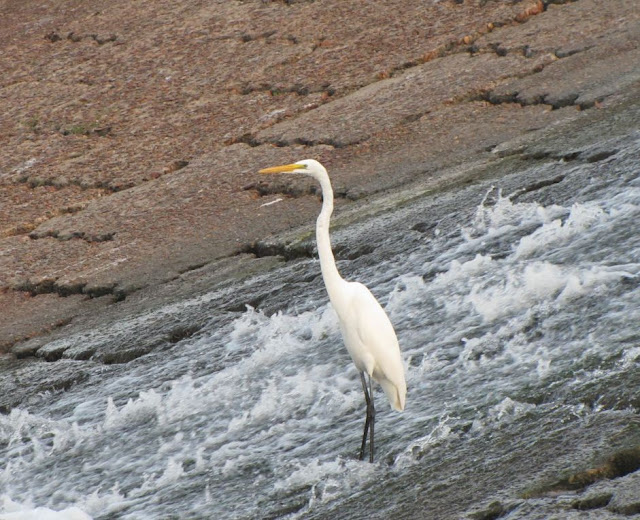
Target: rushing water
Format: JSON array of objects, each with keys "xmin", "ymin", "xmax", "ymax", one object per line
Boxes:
[{"xmin": 1, "ymin": 133, "xmax": 639, "ymax": 519}]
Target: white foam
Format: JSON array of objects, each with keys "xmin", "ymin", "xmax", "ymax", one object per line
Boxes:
[
  {"xmin": 515, "ymin": 202, "xmax": 607, "ymax": 258},
  {"xmin": 465, "ymin": 188, "xmax": 563, "ymax": 240},
  {"xmin": 96, "ymin": 304, "xmax": 339, "ymax": 442},
  {"xmin": 434, "ymin": 254, "xmax": 494, "ymax": 287},
  {"xmin": 487, "ymin": 397, "xmax": 536, "ymax": 421},
  {"xmin": 535, "ymin": 348, "xmax": 552, "ymax": 378},
  {"xmin": 274, "ymin": 457, "xmax": 375, "ymax": 515},
  {"xmin": 103, "ymin": 391, "xmax": 163, "ymax": 431},
  {"xmin": 0, "ymin": 496, "xmax": 91, "ymax": 520},
  {"xmin": 1, "ymin": 409, "xmax": 34, "ymax": 447},
  {"xmin": 463, "ymin": 261, "xmax": 633, "ymax": 323},
  {"xmin": 274, "ymin": 458, "xmax": 359, "ymax": 491},
  {"xmin": 458, "ymin": 337, "xmax": 485, "ymax": 371},
  {"xmin": 471, "ymin": 189, "xmax": 539, "ymax": 234},
  {"xmin": 226, "ymin": 306, "xmax": 336, "ymax": 368},
  {"xmin": 386, "ymin": 275, "xmax": 428, "ymax": 319},
  {"xmin": 0, "ymin": 409, "xmax": 90, "ymax": 491},
  {"xmin": 155, "ymin": 458, "xmax": 185, "ymax": 487},
  {"xmin": 394, "ymin": 414, "xmax": 454, "ymax": 469},
  {"xmin": 471, "ymin": 398, "xmax": 536, "ymax": 432},
  {"xmin": 78, "ymin": 485, "xmax": 132, "ymax": 519},
  {"xmin": 621, "ymin": 346, "xmax": 640, "ymax": 367},
  {"xmin": 426, "ymin": 188, "xmax": 636, "ymax": 327}
]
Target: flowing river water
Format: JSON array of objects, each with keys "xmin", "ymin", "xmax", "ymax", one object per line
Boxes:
[{"xmin": 1, "ymin": 129, "xmax": 639, "ymax": 519}]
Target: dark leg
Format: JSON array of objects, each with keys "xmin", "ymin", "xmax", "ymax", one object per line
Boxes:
[
  {"xmin": 359, "ymin": 372, "xmax": 376, "ymax": 462},
  {"xmin": 359, "ymin": 372, "xmax": 370, "ymax": 461},
  {"xmin": 369, "ymin": 374, "xmax": 375, "ymax": 463}
]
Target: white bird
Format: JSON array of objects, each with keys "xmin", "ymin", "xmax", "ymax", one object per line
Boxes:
[{"xmin": 259, "ymin": 159, "xmax": 406, "ymax": 462}]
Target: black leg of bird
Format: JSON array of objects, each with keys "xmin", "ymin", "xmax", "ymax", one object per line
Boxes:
[
  {"xmin": 359, "ymin": 372, "xmax": 376, "ymax": 462},
  {"xmin": 359, "ymin": 372, "xmax": 371, "ymax": 461},
  {"xmin": 369, "ymin": 374, "xmax": 375, "ymax": 463}
]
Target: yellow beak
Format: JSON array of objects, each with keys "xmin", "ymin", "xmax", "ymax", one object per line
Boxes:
[{"xmin": 259, "ymin": 163, "xmax": 304, "ymax": 174}]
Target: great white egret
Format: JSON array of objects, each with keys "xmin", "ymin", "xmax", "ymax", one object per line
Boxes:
[{"xmin": 259, "ymin": 159, "xmax": 406, "ymax": 462}]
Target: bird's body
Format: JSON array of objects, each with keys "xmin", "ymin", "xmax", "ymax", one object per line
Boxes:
[
  {"xmin": 259, "ymin": 159, "xmax": 406, "ymax": 461},
  {"xmin": 331, "ymin": 280, "xmax": 406, "ymax": 411}
]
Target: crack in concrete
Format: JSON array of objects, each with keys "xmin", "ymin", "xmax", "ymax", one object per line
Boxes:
[
  {"xmin": 496, "ymin": 145, "xmax": 619, "ymax": 164},
  {"xmin": 240, "ymin": 237, "xmax": 373, "ymax": 264},
  {"xmin": 225, "ymin": 1, "xmax": 587, "ymax": 153},
  {"xmin": 12, "ymin": 278, "xmax": 125, "ymax": 301},
  {"xmin": 526, "ymin": 446, "xmax": 640, "ymax": 498},
  {"xmin": 274, "ymin": 136, "xmax": 361, "ymax": 148},
  {"xmin": 380, "ymin": 0, "xmax": 551, "ymax": 79},
  {"xmin": 241, "ymin": 240, "xmax": 316, "ymax": 262},
  {"xmin": 469, "ymin": 87, "xmax": 598, "ymax": 111},
  {"xmin": 227, "ymin": 132, "xmax": 361, "ymax": 149},
  {"xmin": 45, "ymin": 31, "xmax": 118, "ymax": 45},
  {"xmin": 1, "ymin": 203, "xmax": 89, "ymax": 239},
  {"xmin": 260, "ymin": 0, "xmax": 316, "ymax": 5},
  {"xmin": 28, "ymin": 230, "xmax": 115, "ymax": 243},
  {"xmin": 239, "ymin": 29, "xmax": 277, "ymax": 43},
  {"xmin": 232, "ymin": 82, "xmax": 335, "ymax": 98},
  {"xmin": 242, "ymin": 179, "xmax": 353, "ymax": 200},
  {"xmin": 509, "ymin": 174, "xmax": 566, "ymax": 201},
  {"xmin": 16, "ymin": 175, "xmax": 124, "ymax": 193},
  {"xmin": 16, "ymin": 159, "xmax": 188, "ymax": 193},
  {"xmin": 543, "ymin": 0, "xmax": 581, "ymax": 7}
]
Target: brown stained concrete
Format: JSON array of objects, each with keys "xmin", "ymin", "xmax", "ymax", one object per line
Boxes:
[{"xmin": 1, "ymin": 0, "xmax": 639, "ymax": 352}]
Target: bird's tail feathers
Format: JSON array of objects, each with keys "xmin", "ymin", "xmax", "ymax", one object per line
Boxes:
[{"xmin": 379, "ymin": 378, "xmax": 406, "ymax": 411}]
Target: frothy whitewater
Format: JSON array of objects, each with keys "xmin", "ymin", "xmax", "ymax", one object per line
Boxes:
[{"xmin": 1, "ymin": 135, "xmax": 639, "ymax": 519}]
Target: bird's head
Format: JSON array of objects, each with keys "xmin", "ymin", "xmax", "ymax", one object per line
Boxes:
[{"xmin": 259, "ymin": 159, "xmax": 326, "ymax": 180}]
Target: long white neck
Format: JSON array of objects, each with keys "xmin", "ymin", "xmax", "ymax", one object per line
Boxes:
[{"xmin": 315, "ymin": 171, "xmax": 345, "ymax": 303}]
